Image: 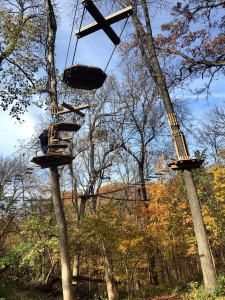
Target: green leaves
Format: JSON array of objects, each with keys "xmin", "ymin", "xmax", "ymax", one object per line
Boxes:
[{"xmin": 0, "ymin": 1, "xmax": 47, "ymax": 119}]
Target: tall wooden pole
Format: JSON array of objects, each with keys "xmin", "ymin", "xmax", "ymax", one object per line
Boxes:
[
  {"xmin": 45, "ymin": 1, "xmax": 74, "ymax": 299},
  {"xmin": 50, "ymin": 166, "xmax": 75, "ymax": 300},
  {"xmin": 131, "ymin": 0, "xmax": 217, "ymax": 293}
]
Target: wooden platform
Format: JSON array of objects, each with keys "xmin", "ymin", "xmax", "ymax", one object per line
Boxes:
[
  {"xmin": 168, "ymin": 159, "xmax": 204, "ymax": 170},
  {"xmin": 53, "ymin": 122, "xmax": 81, "ymax": 132},
  {"xmin": 62, "ymin": 64, "xmax": 107, "ymax": 90},
  {"xmin": 31, "ymin": 154, "xmax": 75, "ymax": 169},
  {"xmin": 48, "ymin": 144, "xmax": 68, "ymax": 149}
]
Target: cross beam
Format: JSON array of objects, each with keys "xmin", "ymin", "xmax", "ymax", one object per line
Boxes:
[
  {"xmin": 59, "ymin": 102, "xmax": 90, "ymax": 117},
  {"xmin": 76, "ymin": 0, "xmax": 133, "ymax": 45}
]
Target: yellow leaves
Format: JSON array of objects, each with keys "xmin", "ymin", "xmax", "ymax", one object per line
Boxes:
[
  {"xmin": 118, "ymin": 237, "xmax": 144, "ymax": 254},
  {"xmin": 186, "ymin": 242, "xmax": 198, "ymax": 257},
  {"xmin": 209, "ymin": 163, "xmax": 225, "ymax": 203}
]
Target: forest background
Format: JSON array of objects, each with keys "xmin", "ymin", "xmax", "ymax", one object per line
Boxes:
[{"xmin": 1, "ymin": 0, "xmax": 225, "ymax": 299}]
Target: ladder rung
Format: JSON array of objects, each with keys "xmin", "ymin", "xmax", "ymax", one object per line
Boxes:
[{"xmin": 61, "ymin": 136, "xmax": 72, "ymax": 141}]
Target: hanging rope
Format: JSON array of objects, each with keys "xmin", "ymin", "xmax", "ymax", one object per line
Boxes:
[
  {"xmin": 65, "ymin": 0, "xmax": 79, "ymax": 68},
  {"xmin": 104, "ymin": 15, "xmax": 130, "ymax": 73},
  {"xmin": 71, "ymin": 3, "xmax": 86, "ymax": 66}
]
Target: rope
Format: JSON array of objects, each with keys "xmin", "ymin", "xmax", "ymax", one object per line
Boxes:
[
  {"xmin": 65, "ymin": 0, "xmax": 79, "ymax": 69},
  {"xmin": 104, "ymin": 14, "xmax": 130, "ymax": 73},
  {"xmin": 62, "ymin": 1, "xmax": 86, "ymax": 101},
  {"xmin": 71, "ymin": 3, "xmax": 86, "ymax": 66}
]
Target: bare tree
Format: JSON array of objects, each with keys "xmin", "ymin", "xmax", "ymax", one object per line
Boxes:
[
  {"xmin": 195, "ymin": 102, "xmax": 225, "ymax": 164},
  {"xmin": 94, "ymin": 0, "xmax": 217, "ymax": 293}
]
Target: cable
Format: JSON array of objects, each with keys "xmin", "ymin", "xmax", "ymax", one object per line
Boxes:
[
  {"xmin": 65, "ymin": 0, "xmax": 79, "ymax": 69},
  {"xmin": 104, "ymin": 15, "xmax": 130, "ymax": 73},
  {"xmin": 71, "ymin": 3, "xmax": 86, "ymax": 66}
]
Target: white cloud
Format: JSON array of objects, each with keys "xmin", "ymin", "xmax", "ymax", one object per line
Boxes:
[{"xmin": 0, "ymin": 109, "xmax": 36, "ymax": 158}]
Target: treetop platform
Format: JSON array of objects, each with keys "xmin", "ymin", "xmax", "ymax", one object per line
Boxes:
[
  {"xmin": 62, "ymin": 64, "xmax": 107, "ymax": 90},
  {"xmin": 168, "ymin": 158, "xmax": 204, "ymax": 170},
  {"xmin": 52, "ymin": 122, "xmax": 81, "ymax": 132},
  {"xmin": 31, "ymin": 154, "xmax": 75, "ymax": 169}
]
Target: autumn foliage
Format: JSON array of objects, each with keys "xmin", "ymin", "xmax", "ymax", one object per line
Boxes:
[{"xmin": 2, "ymin": 161, "xmax": 225, "ymax": 298}]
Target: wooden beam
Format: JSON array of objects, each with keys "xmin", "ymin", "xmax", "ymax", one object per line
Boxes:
[
  {"xmin": 76, "ymin": 6, "xmax": 133, "ymax": 39},
  {"xmin": 61, "ymin": 136, "xmax": 72, "ymax": 142},
  {"xmin": 48, "ymin": 144, "xmax": 68, "ymax": 149},
  {"xmin": 59, "ymin": 102, "xmax": 90, "ymax": 117},
  {"xmin": 79, "ymin": 0, "xmax": 120, "ymax": 45},
  {"xmin": 72, "ymin": 104, "xmax": 90, "ymax": 110},
  {"xmin": 58, "ymin": 109, "xmax": 71, "ymax": 115}
]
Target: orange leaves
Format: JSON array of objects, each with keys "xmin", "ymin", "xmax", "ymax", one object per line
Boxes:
[{"xmin": 155, "ymin": 2, "xmax": 225, "ymax": 70}]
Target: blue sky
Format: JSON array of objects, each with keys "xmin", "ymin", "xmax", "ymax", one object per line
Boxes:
[
  {"xmin": 0, "ymin": 1, "xmax": 128, "ymax": 158},
  {"xmin": 0, "ymin": 0, "xmax": 224, "ymax": 159}
]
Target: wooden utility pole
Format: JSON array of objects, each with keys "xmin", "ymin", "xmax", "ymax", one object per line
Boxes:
[
  {"xmin": 130, "ymin": 0, "xmax": 217, "ymax": 294},
  {"xmin": 45, "ymin": 1, "xmax": 74, "ymax": 299}
]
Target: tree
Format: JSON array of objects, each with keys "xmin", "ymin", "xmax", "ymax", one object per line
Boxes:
[
  {"xmin": 45, "ymin": 1, "xmax": 74, "ymax": 299},
  {"xmin": 112, "ymin": 59, "xmax": 174, "ymax": 200},
  {"xmin": 155, "ymin": 0, "xmax": 225, "ymax": 97},
  {"xmin": 100, "ymin": 0, "xmax": 217, "ymax": 293},
  {"xmin": 65, "ymin": 77, "xmax": 128, "ymax": 300},
  {"xmin": 195, "ymin": 103, "xmax": 225, "ymax": 165},
  {"xmin": 0, "ymin": 0, "xmax": 46, "ymax": 119}
]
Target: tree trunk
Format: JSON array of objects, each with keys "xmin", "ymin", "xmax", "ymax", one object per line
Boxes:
[
  {"xmin": 68, "ymin": 164, "xmax": 80, "ymax": 221},
  {"xmin": 51, "ymin": 166, "xmax": 75, "ymax": 300},
  {"xmin": 183, "ymin": 169, "xmax": 217, "ymax": 289},
  {"xmin": 72, "ymin": 252, "xmax": 80, "ymax": 285},
  {"xmin": 99, "ymin": 236, "xmax": 119, "ymax": 300},
  {"xmin": 45, "ymin": 0, "xmax": 75, "ymax": 298}
]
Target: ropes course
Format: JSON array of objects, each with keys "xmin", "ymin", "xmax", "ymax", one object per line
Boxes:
[
  {"xmin": 79, "ymin": 183, "xmax": 147, "ymax": 199},
  {"xmin": 31, "ymin": 0, "xmax": 133, "ymax": 169},
  {"xmin": 63, "ymin": 0, "xmax": 133, "ymax": 90}
]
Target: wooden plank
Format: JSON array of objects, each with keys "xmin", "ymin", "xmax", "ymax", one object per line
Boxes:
[
  {"xmin": 60, "ymin": 102, "xmax": 75, "ymax": 111},
  {"xmin": 73, "ymin": 104, "xmax": 90, "ymax": 110},
  {"xmin": 60, "ymin": 102, "xmax": 84, "ymax": 117},
  {"xmin": 58, "ymin": 104, "xmax": 90, "ymax": 116},
  {"xmin": 58, "ymin": 109, "xmax": 71, "ymax": 115},
  {"xmin": 168, "ymin": 159, "xmax": 204, "ymax": 170},
  {"xmin": 76, "ymin": 6, "xmax": 133, "ymax": 39},
  {"xmin": 61, "ymin": 136, "xmax": 72, "ymax": 142},
  {"xmin": 80, "ymin": 0, "xmax": 120, "ymax": 45}
]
